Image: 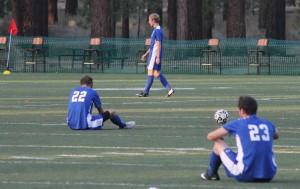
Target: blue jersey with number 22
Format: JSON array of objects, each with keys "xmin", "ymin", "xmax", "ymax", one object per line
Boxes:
[
  {"xmin": 223, "ymin": 114, "xmax": 277, "ymax": 179},
  {"xmin": 67, "ymin": 86, "xmax": 102, "ymax": 130}
]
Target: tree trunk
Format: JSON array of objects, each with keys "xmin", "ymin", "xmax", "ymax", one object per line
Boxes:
[
  {"xmin": 90, "ymin": 0, "xmax": 112, "ymax": 38},
  {"xmin": 0, "ymin": 0, "xmax": 4, "ymax": 17},
  {"xmin": 23, "ymin": 0, "xmax": 48, "ymax": 36},
  {"xmin": 226, "ymin": 0, "xmax": 246, "ymax": 38},
  {"xmin": 137, "ymin": 5, "xmax": 141, "ymax": 38},
  {"xmin": 121, "ymin": 0, "xmax": 129, "ymax": 38},
  {"xmin": 48, "ymin": 0, "xmax": 58, "ymax": 25},
  {"xmin": 176, "ymin": 0, "xmax": 188, "ymax": 40},
  {"xmin": 65, "ymin": 0, "xmax": 77, "ymax": 16},
  {"xmin": 286, "ymin": 0, "xmax": 296, "ymax": 6},
  {"xmin": 187, "ymin": 0, "xmax": 202, "ymax": 40},
  {"xmin": 12, "ymin": 0, "xmax": 24, "ymax": 36},
  {"xmin": 223, "ymin": 0, "xmax": 228, "ymax": 21},
  {"xmin": 147, "ymin": 0, "xmax": 163, "ymax": 24},
  {"xmin": 146, "ymin": 0, "xmax": 162, "ymax": 36},
  {"xmin": 167, "ymin": 0, "xmax": 177, "ymax": 40},
  {"xmin": 110, "ymin": 0, "xmax": 120, "ymax": 38},
  {"xmin": 258, "ymin": 0, "xmax": 267, "ymax": 29},
  {"xmin": 278, "ymin": 0, "xmax": 286, "ymax": 40},
  {"xmin": 265, "ymin": 0, "xmax": 285, "ymax": 40},
  {"xmin": 202, "ymin": 0, "xmax": 214, "ymax": 39}
]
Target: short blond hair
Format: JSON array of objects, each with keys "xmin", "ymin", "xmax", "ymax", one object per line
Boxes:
[{"xmin": 149, "ymin": 13, "xmax": 160, "ymax": 23}]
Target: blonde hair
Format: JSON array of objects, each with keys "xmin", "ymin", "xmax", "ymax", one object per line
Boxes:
[{"xmin": 149, "ymin": 13, "xmax": 160, "ymax": 23}]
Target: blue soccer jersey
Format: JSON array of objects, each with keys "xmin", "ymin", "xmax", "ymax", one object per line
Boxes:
[
  {"xmin": 67, "ymin": 86, "xmax": 102, "ymax": 130},
  {"xmin": 148, "ymin": 26, "xmax": 163, "ymax": 70},
  {"xmin": 222, "ymin": 114, "xmax": 277, "ymax": 180}
]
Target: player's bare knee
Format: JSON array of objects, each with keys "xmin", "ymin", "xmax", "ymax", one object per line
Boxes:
[
  {"xmin": 147, "ymin": 69, "xmax": 154, "ymax": 75},
  {"xmin": 213, "ymin": 139, "xmax": 228, "ymax": 155},
  {"xmin": 108, "ymin": 109, "xmax": 116, "ymax": 118}
]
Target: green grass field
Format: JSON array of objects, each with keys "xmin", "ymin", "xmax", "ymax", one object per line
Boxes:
[{"xmin": 0, "ymin": 73, "xmax": 299, "ymax": 189}]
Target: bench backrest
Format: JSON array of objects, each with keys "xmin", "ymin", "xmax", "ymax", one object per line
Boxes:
[
  {"xmin": 90, "ymin": 38, "xmax": 101, "ymax": 46},
  {"xmin": 0, "ymin": 37, "xmax": 7, "ymax": 45},
  {"xmin": 145, "ymin": 38, "xmax": 151, "ymax": 46},
  {"xmin": 257, "ymin": 39, "xmax": 268, "ymax": 47},
  {"xmin": 33, "ymin": 37, "xmax": 43, "ymax": 45},
  {"xmin": 208, "ymin": 38, "xmax": 219, "ymax": 46}
]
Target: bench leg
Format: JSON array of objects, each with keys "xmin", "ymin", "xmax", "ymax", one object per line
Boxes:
[{"xmin": 121, "ymin": 59, "xmax": 124, "ymax": 69}]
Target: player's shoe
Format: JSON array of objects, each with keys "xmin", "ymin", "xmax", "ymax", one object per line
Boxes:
[
  {"xmin": 124, "ymin": 121, "xmax": 136, "ymax": 129},
  {"xmin": 136, "ymin": 91, "xmax": 149, "ymax": 97},
  {"xmin": 166, "ymin": 88, "xmax": 175, "ymax": 97},
  {"xmin": 200, "ymin": 171, "xmax": 220, "ymax": 180}
]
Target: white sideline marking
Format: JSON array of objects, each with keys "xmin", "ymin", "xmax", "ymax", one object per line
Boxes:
[
  {"xmin": 146, "ymin": 150, "xmax": 187, "ymax": 154},
  {"xmin": 94, "ymin": 87, "xmax": 195, "ymax": 91},
  {"xmin": 57, "ymin": 154, "xmax": 103, "ymax": 158},
  {"xmin": 1, "ymin": 123, "xmax": 66, "ymax": 126},
  {"xmin": 1, "ymin": 160, "xmax": 299, "ymax": 171},
  {"xmin": 57, "ymin": 152, "xmax": 144, "ymax": 157},
  {"xmin": 101, "ymin": 152, "xmax": 144, "ymax": 156},
  {"xmin": 11, "ymin": 156, "xmax": 52, "ymax": 160},
  {"xmin": 1, "ymin": 180, "xmax": 298, "ymax": 188},
  {"xmin": 0, "ymin": 144, "xmax": 299, "ymax": 153},
  {"xmin": 211, "ymin": 87, "xmax": 232, "ymax": 89},
  {"xmin": 1, "ymin": 181, "xmax": 148, "ymax": 187},
  {"xmin": 0, "ymin": 160, "xmax": 208, "ymax": 168},
  {"xmin": 0, "ymin": 144, "xmax": 207, "ymax": 151},
  {"xmin": 1, "ymin": 131, "xmax": 300, "ymax": 142},
  {"xmin": 0, "ymin": 132, "xmax": 202, "ymax": 139}
]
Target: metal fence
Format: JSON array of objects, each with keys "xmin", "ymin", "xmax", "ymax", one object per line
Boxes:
[{"xmin": 1, "ymin": 36, "xmax": 300, "ymax": 75}]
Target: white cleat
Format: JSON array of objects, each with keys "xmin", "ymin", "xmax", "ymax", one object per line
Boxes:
[
  {"xmin": 166, "ymin": 88, "xmax": 175, "ymax": 97},
  {"xmin": 125, "ymin": 121, "xmax": 136, "ymax": 129}
]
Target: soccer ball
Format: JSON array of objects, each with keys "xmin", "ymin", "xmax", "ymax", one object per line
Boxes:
[{"xmin": 214, "ymin": 109, "xmax": 229, "ymax": 124}]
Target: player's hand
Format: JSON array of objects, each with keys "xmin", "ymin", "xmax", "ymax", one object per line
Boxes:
[
  {"xmin": 155, "ymin": 57, "xmax": 160, "ymax": 64},
  {"xmin": 141, "ymin": 54, "xmax": 147, "ymax": 61}
]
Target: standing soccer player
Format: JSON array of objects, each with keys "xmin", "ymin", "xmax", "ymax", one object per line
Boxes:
[
  {"xmin": 67, "ymin": 75, "xmax": 135, "ymax": 130},
  {"xmin": 136, "ymin": 13, "xmax": 174, "ymax": 97},
  {"xmin": 201, "ymin": 96, "xmax": 279, "ymax": 182}
]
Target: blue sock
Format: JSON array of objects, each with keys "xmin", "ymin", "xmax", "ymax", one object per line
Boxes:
[
  {"xmin": 157, "ymin": 74, "xmax": 171, "ymax": 91},
  {"xmin": 208, "ymin": 151, "xmax": 222, "ymax": 175},
  {"xmin": 110, "ymin": 114, "xmax": 126, "ymax": 128},
  {"xmin": 144, "ymin": 75, "xmax": 154, "ymax": 94}
]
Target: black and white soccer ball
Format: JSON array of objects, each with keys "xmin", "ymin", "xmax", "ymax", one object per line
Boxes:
[{"xmin": 214, "ymin": 109, "xmax": 229, "ymax": 124}]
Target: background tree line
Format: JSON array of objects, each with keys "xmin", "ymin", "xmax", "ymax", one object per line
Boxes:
[{"xmin": 0, "ymin": 0, "xmax": 296, "ymax": 40}]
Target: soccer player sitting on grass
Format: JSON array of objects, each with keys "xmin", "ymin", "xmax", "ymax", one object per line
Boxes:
[
  {"xmin": 67, "ymin": 75, "xmax": 135, "ymax": 130},
  {"xmin": 201, "ymin": 96, "xmax": 279, "ymax": 182}
]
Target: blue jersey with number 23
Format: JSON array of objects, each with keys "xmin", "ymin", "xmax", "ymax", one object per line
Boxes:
[{"xmin": 223, "ymin": 114, "xmax": 277, "ymax": 180}]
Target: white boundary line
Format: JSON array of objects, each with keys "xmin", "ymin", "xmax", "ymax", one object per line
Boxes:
[
  {"xmin": 0, "ymin": 144, "xmax": 299, "ymax": 152},
  {"xmin": 1, "ymin": 160, "xmax": 299, "ymax": 171},
  {"xmin": 0, "ymin": 160, "xmax": 207, "ymax": 168},
  {"xmin": 94, "ymin": 87, "xmax": 195, "ymax": 91},
  {"xmin": 0, "ymin": 180, "xmax": 295, "ymax": 189},
  {"xmin": 0, "ymin": 144, "xmax": 207, "ymax": 151},
  {"xmin": 1, "ymin": 131, "xmax": 300, "ymax": 141}
]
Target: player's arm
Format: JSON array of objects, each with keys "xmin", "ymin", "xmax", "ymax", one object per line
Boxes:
[
  {"xmin": 155, "ymin": 41, "xmax": 161, "ymax": 64},
  {"xmin": 97, "ymin": 107, "xmax": 105, "ymax": 114},
  {"xmin": 273, "ymin": 128, "xmax": 279, "ymax": 140},
  {"xmin": 91, "ymin": 91, "xmax": 104, "ymax": 114},
  {"xmin": 141, "ymin": 49, "xmax": 150, "ymax": 60},
  {"xmin": 207, "ymin": 127, "xmax": 229, "ymax": 141}
]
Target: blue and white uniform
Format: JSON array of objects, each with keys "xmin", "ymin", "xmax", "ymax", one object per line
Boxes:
[
  {"xmin": 67, "ymin": 86, "xmax": 103, "ymax": 130},
  {"xmin": 147, "ymin": 26, "xmax": 163, "ymax": 71},
  {"xmin": 221, "ymin": 114, "xmax": 277, "ymax": 182}
]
